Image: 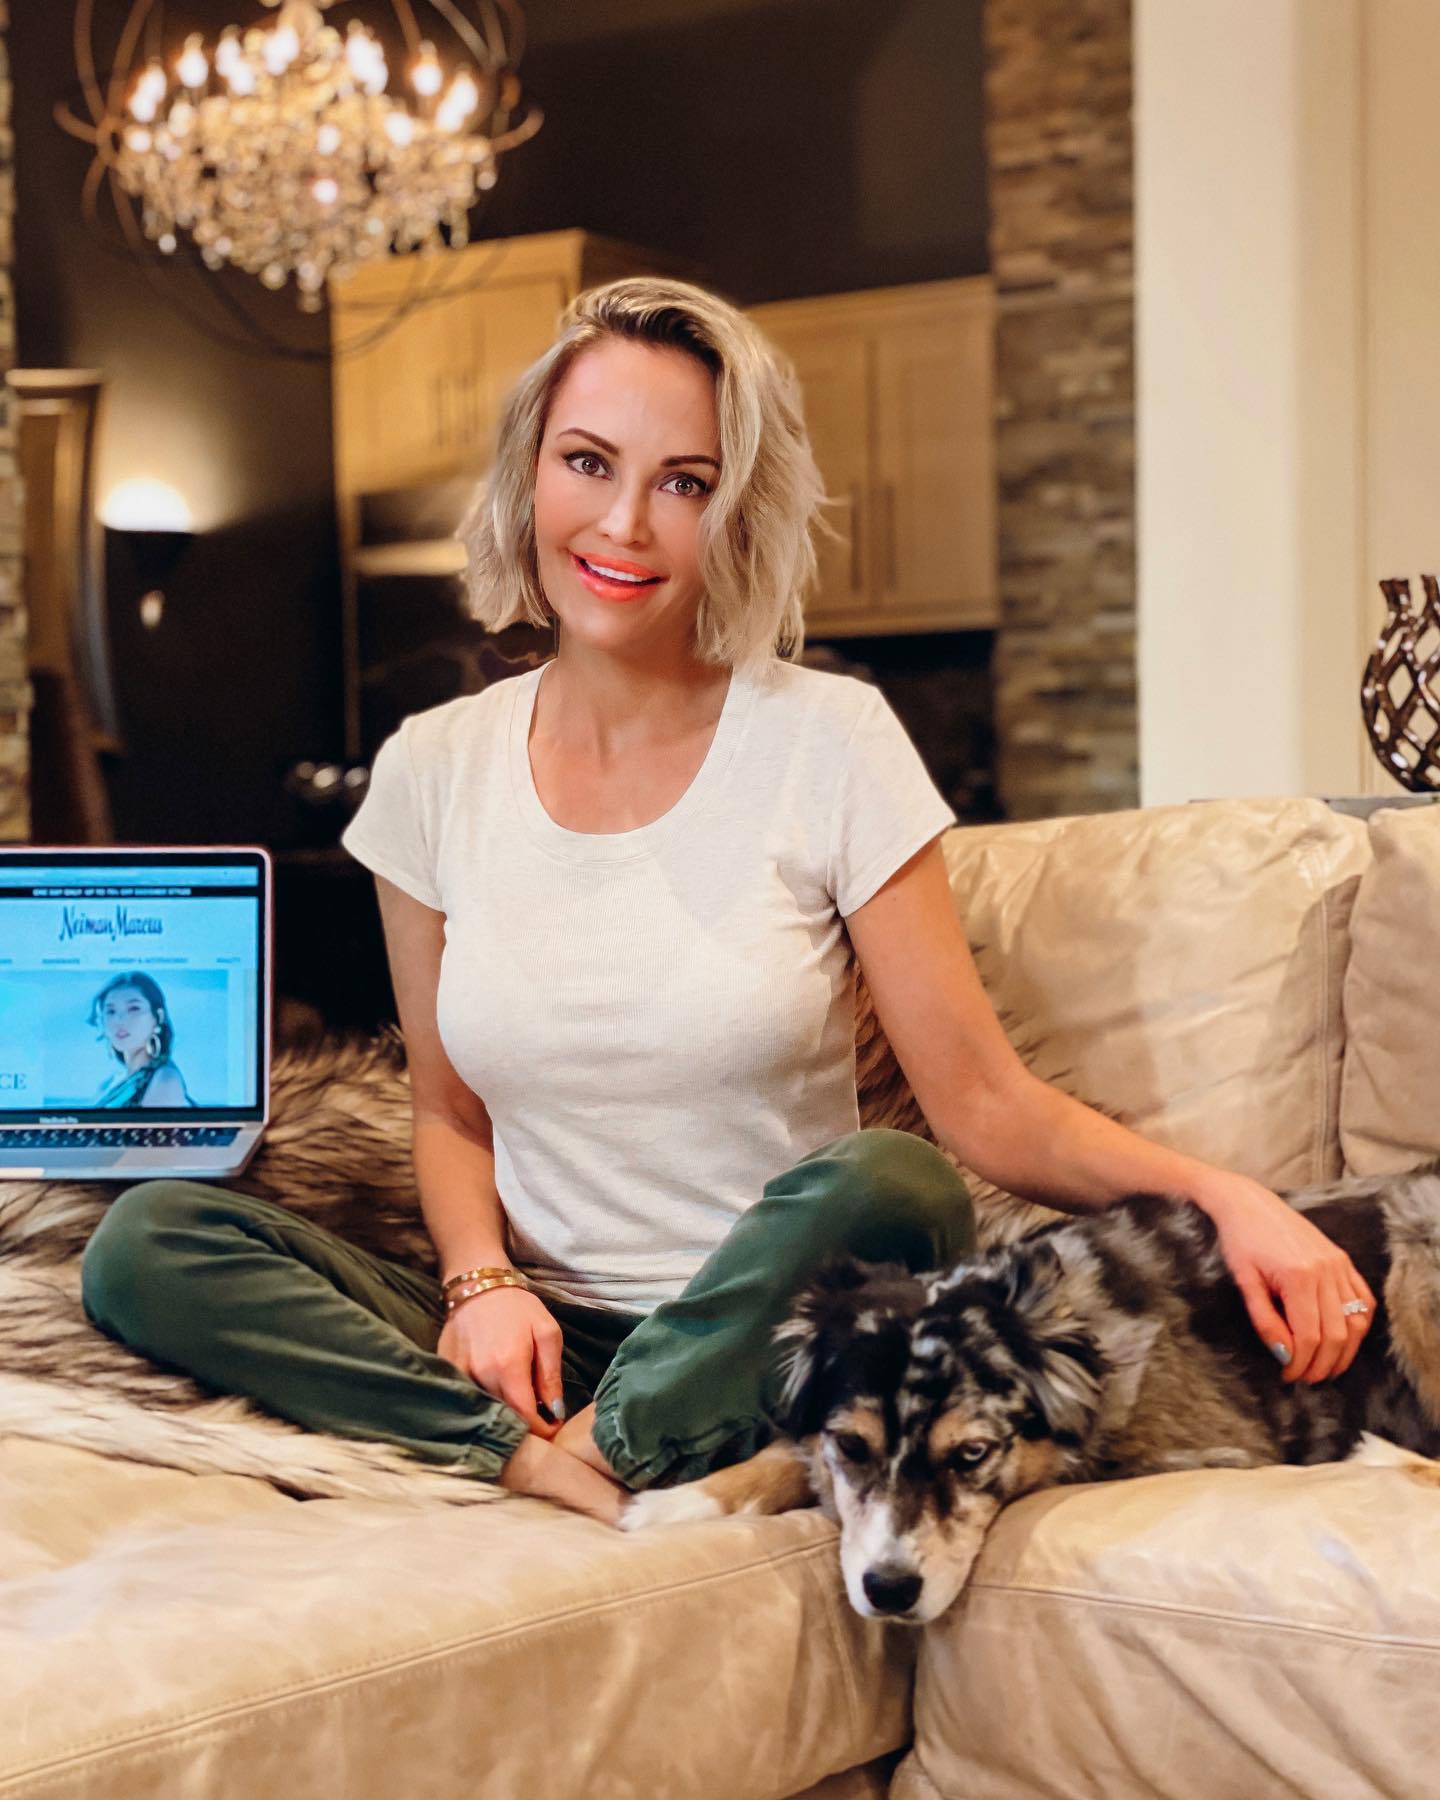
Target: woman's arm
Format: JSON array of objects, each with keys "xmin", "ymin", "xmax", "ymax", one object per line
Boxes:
[
  {"xmin": 375, "ymin": 876, "xmax": 564, "ymax": 1436},
  {"xmin": 376, "ymin": 878, "xmax": 509, "ymax": 1271},
  {"xmin": 845, "ymin": 840, "xmax": 1377, "ymax": 1386}
]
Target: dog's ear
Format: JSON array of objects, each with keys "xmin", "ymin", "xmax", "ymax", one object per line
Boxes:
[
  {"xmin": 771, "ymin": 1255, "xmax": 892, "ymax": 1439},
  {"xmin": 1004, "ymin": 1240, "xmax": 1104, "ymax": 1439}
]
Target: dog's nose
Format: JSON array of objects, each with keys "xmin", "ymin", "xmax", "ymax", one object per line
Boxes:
[{"xmin": 862, "ymin": 1567, "xmax": 922, "ymax": 1615}]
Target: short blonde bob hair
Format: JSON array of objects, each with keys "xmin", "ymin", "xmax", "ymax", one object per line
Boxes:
[{"xmin": 460, "ymin": 276, "xmax": 832, "ymax": 674}]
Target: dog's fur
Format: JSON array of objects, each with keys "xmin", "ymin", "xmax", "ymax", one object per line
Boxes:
[{"xmin": 623, "ymin": 1168, "xmax": 1440, "ymax": 1623}]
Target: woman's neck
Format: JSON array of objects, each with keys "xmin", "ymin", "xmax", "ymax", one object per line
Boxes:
[{"xmin": 538, "ymin": 641, "xmax": 731, "ymax": 761}]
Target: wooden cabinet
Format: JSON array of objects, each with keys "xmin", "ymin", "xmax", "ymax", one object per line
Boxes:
[
  {"xmin": 747, "ymin": 279, "xmax": 997, "ymax": 636},
  {"xmin": 328, "ymin": 229, "xmax": 700, "ymax": 755}
]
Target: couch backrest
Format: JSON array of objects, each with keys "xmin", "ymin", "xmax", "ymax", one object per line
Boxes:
[
  {"xmin": 1340, "ymin": 804, "xmax": 1440, "ymax": 1176},
  {"xmin": 876, "ymin": 798, "xmax": 1370, "ymax": 1238}
]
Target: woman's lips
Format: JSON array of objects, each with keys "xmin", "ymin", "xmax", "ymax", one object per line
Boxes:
[{"xmin": 569, "ymin": 551, "xmax": 664, "ymax": 601}]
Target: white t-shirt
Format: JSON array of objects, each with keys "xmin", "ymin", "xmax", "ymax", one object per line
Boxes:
[{"xmin": 341, "ymin": 657, "xmax": 957, "ymax": 1312}]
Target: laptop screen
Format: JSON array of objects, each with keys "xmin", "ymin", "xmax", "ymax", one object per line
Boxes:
[{"xmin": 0, "ymin": 849, "xmax": 269, "ymax": 1124}]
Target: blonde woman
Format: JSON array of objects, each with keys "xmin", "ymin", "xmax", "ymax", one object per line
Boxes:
[{"xmin": 81, "ymin": 279, "xmax": 1375, "ymax": 1531}]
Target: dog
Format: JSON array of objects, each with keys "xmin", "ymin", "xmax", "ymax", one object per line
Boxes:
[{"xmin": 621, "ymin": 1167, "xmax": 1440, "ymax": 1624}]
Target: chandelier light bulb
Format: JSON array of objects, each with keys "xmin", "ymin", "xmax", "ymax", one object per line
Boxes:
[
  {"xmin": 411, "ymin": 41, "xmax": 444, "ymax": 98},
  {"xmin": 316, "ymin": 122, "xmax": 342, "ymax": 155},
  {"xmin": 129, "ymin": 60, "xmax": 166, "ymax": 121},
  {"xmin": 446, "ymin": 69, "xmax": 480, "ymax": 117},
  {"xmin": 345, "ymin": 24, "xmax": 378, "ymax": 85},
  {"xmin": 215, "ymin": 30, "xmax": 242, "ymax": 79},
  {"xmin": 265, "ymin": 22, "xmax": 301, "ymax": 76},
  {"xmin": 383, "ymin": 109, "xmax": 415, "ymax": 148},
  {"xmin": 176, "ymin": 35, "xmax": 209, "ymax": 89},
  {"xmin": 124, "ymin": 124, "xmax": 152, "ymax": 153},
  {"xmin": 363, "ymin": 50, "xmax": 389, "ymax": 97},
  {"xmin": 311, "ymin": 176, "xmax": 340, "ymax": 206}
]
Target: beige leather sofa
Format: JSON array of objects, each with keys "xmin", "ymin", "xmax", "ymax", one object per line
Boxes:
[
  {"xmin": 5, "ymin": 796, "xmax": 1438, "ymax": 1799},
  {"xmin": 892, "ymin": 795, "xmax": 1440, "ymax": 1800}
]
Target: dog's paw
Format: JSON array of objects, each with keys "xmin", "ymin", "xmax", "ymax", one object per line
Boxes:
[
  {"xmin": 619, "ymin": 1483, "xmax": 725, "ymax": 1533},
  {"xmin": 1347, "ymin": 1432, "xmax": 1440, "ymax": 1483}
]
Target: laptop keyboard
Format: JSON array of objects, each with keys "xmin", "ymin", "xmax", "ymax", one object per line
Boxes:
[{"xmin": 0, "ymin": 1127, "xmax": 241, "ymax": 1149}]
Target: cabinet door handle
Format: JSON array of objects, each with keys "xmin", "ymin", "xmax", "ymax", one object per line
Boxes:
[
  {"xmin": 881, "ymin": 483, "xmax": 897, "ymax": 592},
  {"xmin": 848, "ymin": 484, "xmax": 863, "ymax": 592}
]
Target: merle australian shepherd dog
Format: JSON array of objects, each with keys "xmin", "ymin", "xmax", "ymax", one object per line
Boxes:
[{"xmin": 622, "ymin": 1168, "xmax": 1440, "ymax": 1624}]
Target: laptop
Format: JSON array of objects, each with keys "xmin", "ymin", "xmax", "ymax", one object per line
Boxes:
[{"xmin": 0, "ymin": 846, "xmax": 272, "ymax": 1179}]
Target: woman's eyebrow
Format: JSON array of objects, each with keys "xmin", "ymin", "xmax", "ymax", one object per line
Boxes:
[{"xmin": 555, "ymin": 426, "xmax": 720, "ymax": 470}]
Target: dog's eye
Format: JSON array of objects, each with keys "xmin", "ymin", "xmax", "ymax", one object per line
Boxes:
[
  {"xmin": 830, "ymin": 1432, "xmax": 874, "ymax": 1465},
  {"xmin": 948, "ymin": 1439, "xmax": 995, "ymax": 1469}
]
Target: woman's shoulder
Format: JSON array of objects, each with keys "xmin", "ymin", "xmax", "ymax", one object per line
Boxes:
[
  {"xmin": 144, "ymin": 1063, "xmax": 188, "ymax": 1105},
  {"xmin": 748, "ymin": 656, "xmax": 881, "ymax": 741},
  {"xmin": 384, "ymin": 667, "xmax": 540, "ymax": 777}
]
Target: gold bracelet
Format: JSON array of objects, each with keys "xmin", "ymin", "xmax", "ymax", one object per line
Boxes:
[
  {"xmin": 441, "ymin": 1265, "xmax": 529, "ymax": 1297},
  {"xmin": 443, "ymin": 1273, "xmax": 531, "ymax": 1318}
]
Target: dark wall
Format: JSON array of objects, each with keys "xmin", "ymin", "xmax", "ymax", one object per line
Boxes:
[
  {"xmin": 494, "ymin": 0, "xmax": 989, "ymax": 303},
  {"xmin": 12, "ymin": 0, "xmax": 985, "ymax": 849}
]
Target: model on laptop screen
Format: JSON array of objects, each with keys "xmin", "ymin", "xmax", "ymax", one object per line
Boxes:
[{"xmin": 0, "ymin": 849, "xmax": 271, "ymax": 1178}]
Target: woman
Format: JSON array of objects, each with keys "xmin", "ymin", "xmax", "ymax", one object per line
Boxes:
[
  {"xmin": 79, "ymin": 279, "xmax": 1374, "ymax": 1528},
  {"xmin": 89, "ymin": 973, "xmax": 192, "ymax": 1109}
]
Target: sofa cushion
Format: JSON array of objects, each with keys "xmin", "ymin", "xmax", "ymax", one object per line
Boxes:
[
  {"xmin": 2, "ymin": 1437, "xmax": 912, "ymax": 1800},
  {"xmin": 892, "ymin": 1459, "xmax": 1440, "ymax": 1799},
  {"xmin": 939, "ymin": 798, "xmax": 1369, "ymax": 1235},
  {"xmin": 1340, "ymin": 805, "xmax": 1440, "ymax": 1175}
]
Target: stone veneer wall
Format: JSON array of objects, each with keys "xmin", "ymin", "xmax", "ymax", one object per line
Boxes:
[
  {"xmin": 983, "ymin": 0, "xmax": 1137, "ymax": 819},
  {"xmin": 0, "ymin": 0, "xmax": 23, "ymax": 841}
]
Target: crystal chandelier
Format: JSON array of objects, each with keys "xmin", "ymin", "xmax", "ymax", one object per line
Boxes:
[{"xmin": 61, "ymin": 0, "xmax": 541, "ymax": 332}]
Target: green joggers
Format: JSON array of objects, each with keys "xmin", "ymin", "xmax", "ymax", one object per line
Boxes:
[{"xmin": 79, "ymin": 1127, "xmax": 974, "ymax": 1490}]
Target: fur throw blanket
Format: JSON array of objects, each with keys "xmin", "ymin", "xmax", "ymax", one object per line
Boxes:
[{"xmin": 0, "ymin": 989, "xmax": 1054, "ymax": 1505}]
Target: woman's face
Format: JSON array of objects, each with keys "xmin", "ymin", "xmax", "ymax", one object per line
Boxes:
[
  {"xmin": 101, "ymin": 986, "xmax": 157, "ymax": 1057},
  {"xmin": 532, "ymin": 337, "xmax": 721, "ymax": 664}
]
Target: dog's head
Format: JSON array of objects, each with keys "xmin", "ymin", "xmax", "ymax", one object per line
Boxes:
[{"xmin": 774, "ymin": 1238, "xmax": 1107, "ymax": 1624}]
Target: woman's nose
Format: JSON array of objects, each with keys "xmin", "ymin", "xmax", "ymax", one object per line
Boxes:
[{"xmin": 598, "ymin": 481, "xmax": 651, "ymax": 545}]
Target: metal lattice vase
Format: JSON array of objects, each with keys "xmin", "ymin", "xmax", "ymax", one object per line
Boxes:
[{"xmin": 1361, "ymin": 574, "xmax": 1440, "ymax": 792}]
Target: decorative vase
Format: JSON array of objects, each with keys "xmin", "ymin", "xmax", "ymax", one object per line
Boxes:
[{"xmin": 1361, "ymin": 574, "xmax": 1440, "ymax": 792}]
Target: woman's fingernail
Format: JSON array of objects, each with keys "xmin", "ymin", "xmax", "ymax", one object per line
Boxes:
[
  {"xmin": 1270, "ymin": 1342, "xmax": 1292, "ymax": 1366},
  {"xmin": 549, "ymin": 1398, "xmax": 567, "ymax": 1422}
]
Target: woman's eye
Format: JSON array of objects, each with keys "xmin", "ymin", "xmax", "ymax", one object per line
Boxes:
[
  {"xmin": 663, "ymin": 472, "xmax": 711, "ymax": 500},
  {"xmin": 565, "ymin": 451, "xmax": 607, "ymax": 477},
  {"xmin": 831, "ymin": 1433, "xmax": 873, "ymax": 1465}
]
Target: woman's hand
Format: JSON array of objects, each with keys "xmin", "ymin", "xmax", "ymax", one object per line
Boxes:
[
  {"xmin": 1192, "ymin": 1171, "xmax": 1378, "ymax": 1383},
  {"xmin": 437, "ymin": 1287, "xmax": 566, "ymax": 1438}
]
